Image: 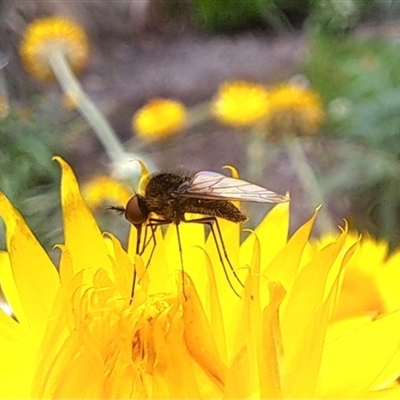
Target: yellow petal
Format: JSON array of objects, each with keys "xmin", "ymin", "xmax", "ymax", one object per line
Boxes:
[
  {"xmin": 32, "ymin": 269, "xmax": 116, "ymax": 397},
  {"xmin": 0, "ymin": 309, "xmax": 33, "ymax": 398},
  {"xmin": 222, "ymin": 165, "xmax": 239, "ymax": 179},
  {"xmin": 137, "ymin": 159, "xmax": 150, "ymax": 195},
  {"xmin": 366, "ymin": 385, "xmax": 400, "ymax": 398},
  {"xmin": 320, "ymin": 309, "xmax": 400, "ymax": 397},
  {"xmin": 127, "ymin": 219, "xmax": 170, "ymax": 295},
  {"xmin": 0, "ymin": 192, "xmax": 59, "ymax": 337},
  {"xmin": 164, "ymin": 308, "xmax": 222, "ymax": 398},
  {"xmin": 371, "ymin": 346, "xmax": 400, "ymax": 390},
  {"xmin": 198, "ymin": 247, "xmax": 228, "ymax": 362},
  {"xmin": 104, "ymin": 233, "xmax": 134, "ymax": 300},
  {"xmin": 56, "ymin": 244, "xmax": 74, "ymax": 284},
  {"xmin": 0, "ymin": 251, "xmax": 25, "ymax": 327},
  {"xmin": 204, "ymin": 218, "xmax": 243, "ymax": 313},
  {"xmin": 142, "ymin": 227, "xmax": 175, "ymax": 294},
  {"xmin": 164, "ymin": 220, "xmax": 208, "ymax": 297},
  {"xmin": 130, "ymin": 255, "xmax": 149, "ymax": 306},
  {"xmin": 240, "ymin": 202, "xmax": 290, "ymax": 271},
  {"xmin": 227, "ymin": 236, "xmax": 262, "ymax": 397},
  {"xmin": 259, "ymin": 280, "xmax": 285, "ymax": 399},
  {"xmin": 182, "ymin": 276, "xmax": 227, "ymax": 389},
  {"xmin": 222, "ymin": 165, "xmax": 240, "ymax": 207},
  {"xmin": 54, "ymin": 157, "xmax": 112, "ymax": 280},
  {"xmin": 164, "ymin": 221, "xmax": 204, "ymax": 277},
  {"xmin": 378, "ymin": 251, "xmax": 400, "ymax": 312},
  {"xmin": 281, "ymin": 228, "xmax": 348, "ymax": 396},
  {"xmin": 266, "ymin": 207, "xmax": 318, "ymax": 290},
  {"xmin": 34, "ymin": 335, "xmax": 104, "ymax": 398},
  {"xmin": 225, "ymin": 345, "xmax": 257, "ymax": 398}
]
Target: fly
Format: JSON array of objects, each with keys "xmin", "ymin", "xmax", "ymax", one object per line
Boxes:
[{"xmin": 110, "ymin": 170, "xmax": 289, "ymax": 298}]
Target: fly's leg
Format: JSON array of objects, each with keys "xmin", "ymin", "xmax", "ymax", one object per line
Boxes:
[
  {"xmin": 174, "ymin": 222, "xmax": 188, "ymax": 300},
  {"xmin": 182, "ymin": 215, "xmax": 243, "ymax": 297},
  {"xmin": 131, "ymin": 218, "xmax": 171, "ymax": 300}
]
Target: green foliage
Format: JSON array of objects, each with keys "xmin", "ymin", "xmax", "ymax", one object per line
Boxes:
[
  {"xmin": 191, "ymin": 0, "xmax": 311, "ymax": 33},
  {"xmin": 303, "ymin": 34, "xmax": 400, "ymax": 246},
  {"xmin": 191, "ymin": 0, "xmax": 400, "ymax": 35},
  {"xmin": 0, "ymin": 109, "xmax": 63, "ymax": 250},
  {"xmin": 307, "ymin": 0, "xmax": 365, "ymax": 35}
]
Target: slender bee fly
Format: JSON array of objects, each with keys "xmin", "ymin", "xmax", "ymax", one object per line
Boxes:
[{"xmin": 110, "ymin": 169, "xmax": 289, "ymax": 298}]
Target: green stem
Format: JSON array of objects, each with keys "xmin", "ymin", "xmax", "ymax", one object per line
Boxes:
[
  {"xmin": 46, "ymin": 48, "xmax": 128, "ymax": 166},
  {"xmin": 0, "ymin": 70, "xmax": 9, "ymax": 117},
  {"xmin": 246, "ymin": 127, "xmax": 267, "ymax": 182},
  {"xmin": 283, "ymin": 134, "xmax": 334, "ymax": 233},
  {"xmin": 185, "ymin": 101, "xmax": 211, "ymax": 128},
  {"xmin": 0, "ymin": 54, "xmax": 9, "ymax": 117}
]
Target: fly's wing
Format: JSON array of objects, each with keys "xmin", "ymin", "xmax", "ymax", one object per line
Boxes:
[{"xmin": 175, "ymin": 171, "xmax": 289, "ymax": 203}]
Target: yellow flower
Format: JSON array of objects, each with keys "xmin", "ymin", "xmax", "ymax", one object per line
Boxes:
[
  {"xmin": 267, "ymin": 82, "xmax": 325, "ymax": 136},
  {"xmin": 211, "ymin": 80, "xmax": 270, "ymax": 127},
  {"xmin": 19, "ymin": 17, "xmax": 89, "ymax": 82},
  {"xmin": 83, "ymin": 175, "xmax": 132, "ymax": 210},
  {"xmin": 133, "ymin": 98, "xmax": 187, "ymax": 140},
  {"xmin": 0, "ymin": 158, "xmax": 400, "ymax": 397}
]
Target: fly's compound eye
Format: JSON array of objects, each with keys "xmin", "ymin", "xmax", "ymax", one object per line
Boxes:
[{"xmin": 125, "ymin": 196, "xmax": 146, "ymax": 225}]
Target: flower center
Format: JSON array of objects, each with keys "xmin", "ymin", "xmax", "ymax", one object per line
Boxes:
[{"xmin": 131, "ymin": 296, "xmax": 181, "ymax": 374}]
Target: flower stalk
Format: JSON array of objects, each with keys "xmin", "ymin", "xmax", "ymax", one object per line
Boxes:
[
  {"xmin": 0, "ymin": 52, "xmax": 10, "ymax": 117},
  {"xmin": 246, "ymin": 126, "xmax": 267, "ymax": 182},
  {"xmin": 283, "ymin": 133, "xmax": 334, "ymax": 233},
  {"xmin": 45, "ymin": 46, "xmax": 128, "ymax": 167}
]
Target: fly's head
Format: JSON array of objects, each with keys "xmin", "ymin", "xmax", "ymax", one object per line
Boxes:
[{"xmin": 124, "ymin": 194, "xmax": 150, "ymax": 227}]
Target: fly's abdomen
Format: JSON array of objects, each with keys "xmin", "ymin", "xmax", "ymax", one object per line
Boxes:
[{"xmin": 184, "ymin": 199, "xmax": 247, "ymax": 223}]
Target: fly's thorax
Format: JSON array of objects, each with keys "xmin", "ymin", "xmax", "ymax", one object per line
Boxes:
[
  {"xmin": 142, "ymin": 172, "xmax": 191, "ymax": 220},
  {"xmin": 144, "ymin": 172, "xmax": 190, "ymax": 198}
]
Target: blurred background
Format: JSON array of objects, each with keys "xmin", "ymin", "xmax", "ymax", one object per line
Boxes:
[{"xmin": 2, "ymin": 0, "xmax": 400, "ymax": 253}]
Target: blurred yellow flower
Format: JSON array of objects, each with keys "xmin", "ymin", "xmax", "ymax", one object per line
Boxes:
[
  {"xmin": 211, "ymin": 80, "xmax": 270, "ymax": 127},
  {"xmin": 83, "ymin": 175, "xmax": 132, "ymax": 210},
  {"xmin": 133, "ymin": 98, "xmax": 187, "ymax": 140},
  {"xmin": 0, "ymin": 158, "xmax": 400, "ymax": 397},
  {"xmin": 19, "ymin": 17, "xmax": 89, "ymax": 82},
  {"xmin": 267, "ymin": 83, "xmax": 325, "ymax": 136}
]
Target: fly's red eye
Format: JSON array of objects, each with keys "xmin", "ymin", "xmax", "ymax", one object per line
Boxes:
[{"xmin": 125, "ymin": 196, "xmax": 146, "ymax": 225}]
